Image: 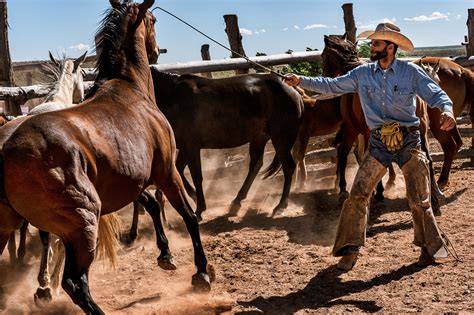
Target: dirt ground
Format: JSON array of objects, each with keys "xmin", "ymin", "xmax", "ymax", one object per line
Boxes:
[{"xmin": 1, "ymin": 141, "xmax": 473, "ymax": 314}]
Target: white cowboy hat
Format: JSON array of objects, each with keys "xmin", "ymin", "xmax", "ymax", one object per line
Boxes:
[{"xmin": 357, "ymin": 22, "xmax": 414, "ymax": 52}]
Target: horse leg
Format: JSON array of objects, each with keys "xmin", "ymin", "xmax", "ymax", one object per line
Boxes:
[
  {"xmin": 158, "ymin": 169, "xmax": 211, "ymax": 291},
  {"xmin": 432, "ymin": 130, "xmax": 457, "ymax": 189},
  {"xmin": 186, "ymin": 149, "xmax": 207, "ymax": 221},
  {"xmin": 0, "ymin": 204, "xmax": 23, "ymax": 309},
  {"xmin": 34, "ymin": 230, "xmax": 52, "ymax": 303},
  {"xmin": 61, "ymin": 222, "xmax": 103, "ymax": 314},
  {"xmin": 16, "ymin": 220, "xmax": 28, "ymax": 264},
  {"xmin": 386, "ymin": 163, "xmax": 396, "ymax": 189},
  {"xmin": 229, "ymin": 139, "xmax": 266, "ymax": 216},
  {"xmin": 124, "ymin": 201, "xmax": 142, "ymax": 245},
  {"xmin": 292, "ymin": 125, "xmax": 311, "ymax": 191},
  {"xmin": 155, "ymin": 189, "xmax": 170, "ymax": 229},
  {"xmin": 336, "ymin": 129, "xmax": 358, "ymax": 197},
  {"xmin": 7, "ymin": 231, "xmax": 16, "ymax": 265},
  {"xmin": 50, "ymin": 239, "xmax": 65, "ymax": 294},
  {"xmin": 271, "ymin": 133, "xmax": 298, "ymax": 216},
  {"xmin": 176, "ymin": 150, "xmax": 196, "ymax": 202},
  {"xmin": 137, "ymin": 191, "xmax": 176, "ymax": 270}
]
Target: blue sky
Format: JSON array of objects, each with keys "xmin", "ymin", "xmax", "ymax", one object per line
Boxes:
[{"xmin": 7, "ymin": 0, "xmax": 473, "ymax": 64}]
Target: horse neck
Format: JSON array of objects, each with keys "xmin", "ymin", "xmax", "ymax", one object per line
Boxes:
[
  {"xmin": 103, "ymin": 31, "xmax": 155, "ymax": 104},
  {"xmin": 45, "ymin": 66, "xmax": 75, "ymax": 105}
]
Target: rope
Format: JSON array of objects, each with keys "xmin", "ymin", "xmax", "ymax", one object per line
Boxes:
[{"xmin": 153, "ymin": 6, "xmax": 285, "ymax": 78}]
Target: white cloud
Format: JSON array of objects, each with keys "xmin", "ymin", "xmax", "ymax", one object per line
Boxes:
[
  {"xmin": 358, "ymin": 18, "xmax": 396, "ymax": 30},
  {"xmin": 456, "ymin": 14, "xmax": 462, "ymax": 20},
  {"xmin": 255, "ymin": 29, "xmax": 266, "ymax": 35},
  {"xmin": 240, "ymin": 28, "xmax": 253, "ymax": 36},
  {"xmin": 404, "ymin": 12, "xmax": 449, "ymax": 22},
  {"xmin": 282, "ymin": 27, "xmax": 289, "ymax": 31},
  {"xmin": 293, "ymin": 25, "xmax": 300, "ymax": 30},
  {"xmin": 303, "ymin": 23, "xmax": 328, "ymax": 30},
  {"xmin": 69, "ymin": 43, "xmax": 89, "ymax": 51}
]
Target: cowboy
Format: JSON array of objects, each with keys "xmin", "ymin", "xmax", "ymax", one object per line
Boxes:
[{"xmin": 284, "ymin": 23, "xmax": 455, "ymax": 271}]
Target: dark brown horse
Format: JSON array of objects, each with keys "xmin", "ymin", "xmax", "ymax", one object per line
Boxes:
[
  {"xmin": 321, "ymin": 34, "xmax": 444, "ymax": 211},
  {"xmin": 150, "ymin": 69, "xmax": 304, "ymax": 220},
  {"xmin": 413, "ymin": 57, "xmax": 474, "ymax": 187},
  {"xmin": 0, "ymin": 1, "xmax": 210, "ymax": 313}
]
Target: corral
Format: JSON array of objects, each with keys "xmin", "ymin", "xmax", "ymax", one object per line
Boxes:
[{"xmin": 0, "ymin": 1, "xmax": 473, "ymax": 314}]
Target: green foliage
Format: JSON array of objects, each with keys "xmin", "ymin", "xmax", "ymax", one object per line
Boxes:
[{"xmin": 280, "ymin": 61, "xmax": 323, "ymax": 77}]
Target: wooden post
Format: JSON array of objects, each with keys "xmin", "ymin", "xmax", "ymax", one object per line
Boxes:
[
  {"xmin": 465, "ymin": 9, "xmax": 474, "ymax": 57},
  {"xmin": 223, "ymin": 14, "xmax": 248, "ymax": 75},
  {"xmin": 342, "ymin": 3, "xmax": 357, "ymax": 43},
  {"xmin": 0, "ymin": 0, "xmax": 20, "ymax": 115},
  {"xmin": 26, "ymin": 72, "xmax": 33, "ymax": 85},
  {"xmin": 200, "ymin": 44, "xmax": 212, "ymax": 78}
]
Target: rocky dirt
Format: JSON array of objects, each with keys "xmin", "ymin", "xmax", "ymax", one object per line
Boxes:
[{"xmin": 1, "ymin": 141, "xmax": 473, "ymax": 314}]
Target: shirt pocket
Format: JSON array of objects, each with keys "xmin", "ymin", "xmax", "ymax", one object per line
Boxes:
[
  {"xmin": 363, "ymin": 85, "xmax": 379, "ymax": 103},
  {"xmin": 393, "ymin": 87, "xmax": 413, "ymax": 104}
]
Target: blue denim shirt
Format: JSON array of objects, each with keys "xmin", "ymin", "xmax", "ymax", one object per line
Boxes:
[{"xmin": 299, "ymin": 59, "xmax": 453, "ymax": 130}]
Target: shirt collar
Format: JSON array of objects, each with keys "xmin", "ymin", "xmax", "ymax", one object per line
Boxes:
[{"xmin": 374, "ymin": 58, "xmax": 399, "ymax": 73}]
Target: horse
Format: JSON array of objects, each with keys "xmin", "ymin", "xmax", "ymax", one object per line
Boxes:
[
  {"xmin": 413, "ymin": 56, "xmax": 474, "ymax": 187},
  {"xmin": 320, "ymin": 34, "xmax": 444, "ymax": 212},
  {"xmin": 0, "ymin": 1, "xmax": 210, "ymax": 314},
  {"xmin": 150, "ymin": 69, "xmax": 304, "ymax": 220}
]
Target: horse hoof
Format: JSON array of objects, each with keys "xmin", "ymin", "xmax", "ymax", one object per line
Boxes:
[
  {"xmin": 228, "ymin": 201, "xmax": 241, "ymax": 216},
  {"xmin": 34, "ymin": 287, "xmax": 52, "ymax": 304},
  {"xmin": 271, "ymin": 206, "xmax": 286, "ymax": 217},
  {"xmin": 157, "ymin": 256, "xmax": 177, "ymax": 270},
  {"xmin": 373, "ymin": 193, "xmax": 385, "ymax": 202},
  {"xmin": 433, "ymin": 207, "xmax": 442, "ymax": 217},
  {"xmin": 191, "ymin": 272, "xmax": 211, "ymax": 292},
  {"xmin": 207, "ymin": 264, "xmax": 216, "ymax": 283},
  {"xmin": 195, "ymin": 213, "xmax": 203, "ymax": 222}
]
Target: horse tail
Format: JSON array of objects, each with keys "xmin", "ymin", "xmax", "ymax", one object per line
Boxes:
[
  {"xmin": 97, "ymin": 213, "xmax": 122, "ymax": 268},
  {"xmin": 261, "ymin": 154, "xmax": 282, "ymax": 179}
]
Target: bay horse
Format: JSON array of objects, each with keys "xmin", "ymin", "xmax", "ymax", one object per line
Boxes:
[
  {"xmin": 413, "ymin": 56, "xmax": 474, "ymax": 187},
  {"xmin": 150, "ymin": 69, "xmax": 304, "ymax": 220},
  {"xmin": 0, "ymin": 1, "xmax": 210, "ymax": 314},
  {"xmin": 321, "ymin": 34, "xmax": 444, "ymax": 212}
]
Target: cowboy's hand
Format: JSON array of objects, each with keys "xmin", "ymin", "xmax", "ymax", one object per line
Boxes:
[
  {"xmin": 284, "ymin": 74, "xmax": 300, "ymax": 86},
  {"xmin": 439, "ymin": 111, "xmax": 456, "ymax": 131}
]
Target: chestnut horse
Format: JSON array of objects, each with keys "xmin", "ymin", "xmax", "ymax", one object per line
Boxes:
[
  {"xmin": 0, "ymin": 1, "xmax": 209, "ymax": 313},
  {"xmin": 321, "ymin": 34, "xmax": 444, "ymax": 212},
  {"xmin": 150, "ymin": 69, "xmax": 304, "ymax": 220},
  {"xmin": 413, "ymin": 57, "xmax": 474, "ymax": 187}
]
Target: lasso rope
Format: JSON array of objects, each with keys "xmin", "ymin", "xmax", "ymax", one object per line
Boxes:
[{"xmin": 153, "ymin": 6, "xmax": 285, "ymax": 78}]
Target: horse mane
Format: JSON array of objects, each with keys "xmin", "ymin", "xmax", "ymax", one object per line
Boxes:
[
  {"xmin": 323, "ymin": 35, "xmax": 365, "ymax": 75},
  {"xmin": 86, "ymin": 0, "xmax": 133, "ymax": 98},
  {"xmin": 41, "ymin": 55, "xmax": 68, "ymax": 102}
]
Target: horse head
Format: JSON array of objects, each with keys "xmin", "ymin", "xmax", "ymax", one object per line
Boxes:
[
  {"xmin": 93, "ymin": 0, "xmax": 158, "ymax": 87},
  {"xmin": 322, "ymin": 34, "xmax": 362, "ymax": 77},
  {"xmin": 420, "ymin": 57, "xmax": 441, "ymax": 84}
]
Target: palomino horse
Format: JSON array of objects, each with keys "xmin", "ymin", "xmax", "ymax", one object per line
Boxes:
[
  {"xmin": 320, "ymin": 34, "xmax": 443, "ymax": 212},
  {"xmin": 0, "ymin": 1, "xmax": 210, "ymax": 314},
  {"xmin": 150, "ymin": 69, "xmax": 304, "ymax": 220},
  {"xmin": 413, "ymin": 57, "xmax": 474, "ymax": 187}
]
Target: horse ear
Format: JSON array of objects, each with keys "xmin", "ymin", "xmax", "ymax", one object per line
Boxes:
[
  {"xmin": 141, "ymin": 0, "xmax": 154, "ymax": 10},
  {"xmin": 73, "ymin": 51, "xmax": 88, "ymax": 72},
  {"xmin": 110, "ymin": 0, "xmax": 121, "ymax": 8},
  {"xmin": 433, "ymin": 60, "xmax": 441, "ymax": 73},
  {"xmin": 49, "ymin": 51, "xmax": 59, "ymax": 66}
]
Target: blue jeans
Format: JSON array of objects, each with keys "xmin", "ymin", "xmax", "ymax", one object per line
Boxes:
[{"xmin": 369, "ymin": 127, "xmax": 421, "ymax": 168}]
